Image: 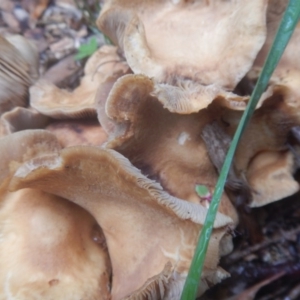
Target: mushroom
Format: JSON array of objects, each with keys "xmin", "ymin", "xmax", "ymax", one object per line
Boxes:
[
  {"xmin": 97, "ymin": 74, "xmax": 239, "ymax": 223},
  {"xmin": 220, "ymin": 87, "xmax": 299, "ymax": 174},
  {"xmin": 0, "ymin": 35, "xmax": 39, "ymax": 115},
  {"xmin": 30, "ymin": 45, "xmax": 130, "ymax": 119},
  {"xmin": 246, "ymin": 150, "xmax": 299, "ymax": 207},
  {"xmin": 0, "ymin": 189, "xmax": 111, "ymax": 300},
  {"xmin": 0, "ymin": 130, "xmax": 111, "ymax": 299},
  {"xmin": 10, "ymin": 145, "xmax": 234, "ymax": 299},
  {"xmin": 210, "ymin": 85, "xmax": 300, "ymax": 207},
  {"xmin": 0, "ymin": 107, "xmax": 50, "ymax": 138},
  {"xmin": 98, "ymin": 0, "xmax": 267, "ymax": 89}
]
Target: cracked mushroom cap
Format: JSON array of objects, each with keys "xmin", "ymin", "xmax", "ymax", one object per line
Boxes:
[
  {"xmin": 98, "ymin": 0, "xmax": 267, "ymax": 89},
  {"xmin": 246, "ymin": 150, "xmax": 299, "ymax": 207},
  {"xmin": 97, "ymin": 74, "xmax": 239, "ymax": 223},
  {"xmin": 10, "ymin": 146, "xmax": 234, "ymax": 299},
  {"xmin": 0, "ymin": 130, "xmax": 111, "ymax": 299},
  {"xmin": 30, "ymin": 45, "xmax": 129, "ymax": 119},
  {"xmin": 0, "ymin": 35, "xmax": 39, "ymax": 115}
]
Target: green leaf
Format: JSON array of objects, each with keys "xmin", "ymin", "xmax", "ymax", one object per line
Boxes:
[
  {"xmin": 75, "ymin": 37, "xmax": 98, "ymax": 61},
  {"xmin": 195, "ymin": 185, "xmax": 210, "ymax": 198},
  {"xmin": 181, "ymin": 1, "xmax": 300, "ymax": 299}
]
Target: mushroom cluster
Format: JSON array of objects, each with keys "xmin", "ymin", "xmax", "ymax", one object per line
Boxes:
[{"xmin": 1, "ymin": 0, "xmax": 300, "ymax": 299}]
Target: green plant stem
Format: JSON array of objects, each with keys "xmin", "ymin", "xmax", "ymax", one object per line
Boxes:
[{"xmin": 181, "ymin": 1, "xmax": 300, "ymax": 299}]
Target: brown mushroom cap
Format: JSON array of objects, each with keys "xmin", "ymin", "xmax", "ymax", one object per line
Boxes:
[
  {"xmin": 97, "ymin": 74, "xmax": 239, "ymax": 223},
  {"xmin": 10, "ymin": 146, "xmax": 233, "ymax": 299},
  {"xmin": 0, "ymin": 107, "xmax": 50, "ymax": 138},
  {"xmin": 0, "ymin": 130, "xmax": 61, "ymax": 192},
  {"xmin": 247, "ymin": 150, "xmax": 299, "ymax": 207},
  {"xmin": 98, "ymin": 0, "xmax": 267, "ymax": 89},
  {"xmin": 0, "ymin": 35, "xmax": 39, "ymax": 115},
  {"xmin": 0, "ymin": 188, "xmax": 111, "ymax": 300},
  {"xmin": 221, "ymin": 88, "xmax": 299, "ymax": 174},
  {"xmin": 0, "ymin": 130, "xmax": 111, "ymax": 299},
  {"xmin": 215, "ymin": 85, "xmax": 300, "ymax": 206},
  {"xmin": 30, "ymin": 45, "xmax": 129, "ymax": 119}
]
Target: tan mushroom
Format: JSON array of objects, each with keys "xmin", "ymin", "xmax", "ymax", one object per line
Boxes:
[
  {"xmin": 213, "ymin": 84, "xmax": 300, "ymax": 207},
  {"xmin": 246, "ymin": 150, "xmax": 299, "ymax": 207},
  {"xmin": 30, "ymin": 45, "xmax": 130, "ymax": 119},
  {"xmin": 98, "ymin": 0, "xmax": 267, "ymax": 89},
  {"xmin": 0, "ymin": 189, "xmax": 111, "ymax": 300},
  {"xmin": 10, "ymin": 145, "xmax": 234, "ymax": 299},
  {"xmin": 0, "ymin": 130, "xmax": 111, "ymax": 299},
  {"xmin": 221, "ymin": 87, "xmax": 299, "ymax": 174},
  {"xmin": 0, "ymin": 35, "xmax": 39, "ymax": 115},
  {"xmin": 97, "ymin": 74, "xmax": 239, "ymax": 223}
]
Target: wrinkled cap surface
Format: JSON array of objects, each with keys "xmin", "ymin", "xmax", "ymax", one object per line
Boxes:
[
  {"xmin": 98, "ymin": 0, "xmax": 267, "ymax": 89},
  {"xmin": 10, "ymin": 146, "xmax": 233, "ymax": 299}
]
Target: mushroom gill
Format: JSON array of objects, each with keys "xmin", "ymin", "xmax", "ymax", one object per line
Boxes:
[
  {"xmin": 0, "ymin": 35, "xmax": 39, "ymax": 115},
  {"xmin": 10, "ymin": 145, "xmax": 234, "ymax": 299}
]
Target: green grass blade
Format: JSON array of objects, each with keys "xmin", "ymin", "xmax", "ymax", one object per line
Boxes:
[{"xmin": 181, "ymin": 1, "xmax": 300, "ymax": 299}]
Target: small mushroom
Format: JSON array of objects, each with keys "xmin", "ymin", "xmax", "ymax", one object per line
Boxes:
[
  {"xmin": 30, "ymin": 45, "xmax": 129, "ymax": 119},
  {"xmin": 0, "ymin": 35, "xmax": 39, "ymax": 115},
  {"xmin": 0, "ymin": 130, "xmax": 111, "ymax": 299},
  {"xmin": 10, "ymin": 146, "xmax": 234, "ymax": 299},
  {"xmin": 246, "ymin": 150, "xmax": 299, "ymax": 207},
  {"xmin": 98, "ymin": 0, "xmax": 267, "ymax": 89}
]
